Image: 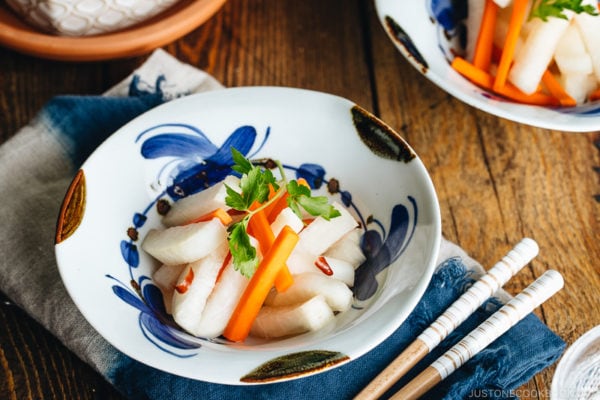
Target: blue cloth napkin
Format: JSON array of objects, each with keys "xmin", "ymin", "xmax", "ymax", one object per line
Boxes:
[{"xmin": 0, "ymin": 49, "xmax": 565, "ymax": 400}]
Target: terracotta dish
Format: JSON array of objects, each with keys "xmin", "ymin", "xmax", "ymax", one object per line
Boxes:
[{"xmin": 0, "ymin": 0, "xmax": 226, "ymax": 61}]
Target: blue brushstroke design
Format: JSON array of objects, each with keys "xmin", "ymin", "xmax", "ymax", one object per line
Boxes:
[
  {"xmin": 353, "ymin": 197, "xmax": 418, "ymax": 301},
  {"xmin": 108, "ymin": 274, "xmax": 201, "ymax": 356},
  {"xmin": 110, "ymin": 120, "xmax": 419, "ymax": 357}
]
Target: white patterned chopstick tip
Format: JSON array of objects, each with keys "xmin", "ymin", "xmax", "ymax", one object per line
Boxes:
[
  {"xmin": 418, "ymin": 238, "xmax": 539, "ymax": 350},
  {"xmin": 486, "ymin": 237, "xmax": 539, "ymax": 283},
  {"xmin": 431, "ymin": 270, "xmax": 564, "ymax": 380}
]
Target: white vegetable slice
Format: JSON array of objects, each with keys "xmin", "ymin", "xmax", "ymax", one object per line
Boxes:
[
  {"xmin": 162, "ymin": 175, "xmax": 240, "ymax": 226},
  {"xmin": 191, "ymin": 260, "xmax": 250, "ymax": 338},
  {"xmin": 142, "ymin": 218, "xmax": 227, "ymax": 265},
  {"xmin": 323, "ymin": 228, "xmax": 366, "ymax": 268},
  {"xmin": 250, "ymin": 295, "xmax": 334, "ymax": 339},
  {"xmin": 152, "ymin": 264, "xmax": 186, "ymax": 314},
  {"xmin": 286, "ymin": 244, "xmax": 321, "ymax": 275},
  {"xmin": 574, "ymin": 2, "xmax": 600, "ymax": 81},
  {"xmin": 554, "ymin": 24, "xmax": 594, "ymax": 75},
  {"xmin": 171, "ymin": 242, "xmax": 229, "ymax": 336},
  {"xmin": 466, "ymin": 0, "xmax": 486, "ymax": 62},
  {"xmin": 508, "ymin": 15, "xmax": 571, "ymax": 94},
  {"xmin": 559, "ymin": 72, "xmax": 598, "ymax": 104},
  {"xmin": 184, "ymin": 236, "xmax": 258, "ymax": 338},
  {"xmin": 493, "ymin": 0, "xmax": 512, "ymax": 7},
  {"xmin": 518, "ymin": 14, "xmax": 536, "ymax": 40},
  {"xmin": 321, "ymin": 256, "xmax": 355, "ymax": 287},
  {"xmin": 493, "ymin": 8, "xmax": 511, "ymax": 51},
  {"xmin": 298, "ymin": 201, "xmax": 358, "ymax": 256},
  {"xmin": 264, "ymin": 272, "xmax": 353, "ymax": 312},
  {"xmin": 270, "ymin": 207, "xmax": 304, "ymax": 236}
]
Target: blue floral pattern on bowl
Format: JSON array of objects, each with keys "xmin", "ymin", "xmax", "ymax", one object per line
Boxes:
[{"xmin": 109, "ymin": 122, "xmax": 418, "ymax": 356}]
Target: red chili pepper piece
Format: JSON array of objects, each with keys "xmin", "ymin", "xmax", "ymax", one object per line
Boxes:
[{"xmin": 314, "ymin": 256, "xmax": 333, "ymax": 276}]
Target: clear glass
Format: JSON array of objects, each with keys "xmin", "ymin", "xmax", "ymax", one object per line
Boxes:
[{"xmin": 551, "ymin": 325, "xmax": 600, "ymax": 400}]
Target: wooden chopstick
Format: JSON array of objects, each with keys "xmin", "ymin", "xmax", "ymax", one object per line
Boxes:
[
  {"xmin": 354, "ymin": 238, "xmax": 539, "ymax": 400},
  {"xmin": 389, "ymin": 269, "xmax": 564, "ymax": 400}
]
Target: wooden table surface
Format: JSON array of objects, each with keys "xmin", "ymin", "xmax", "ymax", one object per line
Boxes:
[{"xmin": 1, "ymin": 0, "xmax": 599, "ymax": 399}]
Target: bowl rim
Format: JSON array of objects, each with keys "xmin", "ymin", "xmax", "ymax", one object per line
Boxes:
[{"xmin": 550, "ymin": 324, "xmax": 600, "ymax": 399}]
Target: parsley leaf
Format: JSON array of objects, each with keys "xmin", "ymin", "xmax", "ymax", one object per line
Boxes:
[
  {"xmin": 224, "ymin": 148, "xmax": 341, "ymax": 278},
  {"xmin": 230, "ymin": 147, "xmax": 254, "ymax": 175},
  {"xmin": 240, "ymin": 167, "xmax": 269, "ymax": 207},
  {"xmin": 227, "ymin": 221, "xmax": 258, "ymax": 277},
  {"xmin": 226, "ymin": 150, "xmax": 279, "ymax": 212},
  {"xmin": 530, "ymin": 0, "xmax": 598, "ymax": 21},
  {"xmin": 224, "ymin": 184, "xmax": 246, "ymax": 211},
  {"xmin": 286, "ymin": 180, "xmax": 341, "ymax": 220}
]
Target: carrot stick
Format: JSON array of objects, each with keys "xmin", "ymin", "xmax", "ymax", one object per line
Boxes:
[
  {"xmin": 493, "ymin": 0, "xmax": 529, "ymax": 92},
  {"xmin": 248, "ymin": 209, "xmax": 294, "ymax": 292},
  {"xmin": 472, "ymin": 0, "xmax": 499, "ymax": 70},
  {"xmin": 247, "ymin": 199, "xmax": 293, "ymax": 292},
  {"xmin": 223, "ymin": 225, "xmax": 299, "ymax": 342},
  {"xmin": 264, "ymin": 178, "xmax": 309, "ymax": 222},
  {"xmin": 296, "ymin": 177, "xmax": 309, "ymax": 187},
  {"xmin": 589, "ymin": 87, "xmax": 600, "ymax": 102},
  {"xmin": 452, "ymin": 57, "xmax": 494, "ymax": 88},
  {"xmin": 249, "ymin": 210, "xmax": 276, "ymax": 252},
  {"xmin": 249, "ymin": 179, "xmax": 309, "ymax": 290},
  {"xmin": 541, "ymin": 70, "xmax": 577, "ymax": 107},
  {"xmin": 277, "ymin": 265, "xmax": 296, "ymax": 290},
  {"xmin": 452, "ymin": 57, "xmax": 559, "ymax": 106},
  {"xmin": 496, "ymin": 84, "xmax": 559, "ymax": 106},
  {"xmin": 264, "ymin": 190, "xmax": 289, "ymax": 223},
  {"xmin": 187, "ymin": 208, "xmax": 233, "ymax": 226}
]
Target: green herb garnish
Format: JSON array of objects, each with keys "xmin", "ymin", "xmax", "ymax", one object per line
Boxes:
[
  {"xmin": 224, "ymin": 148, "xmax": 340, "ymax": 277},
  {"xmin": 530, "ymin": 0, "xmax": 598, "ymax": 21},
  {"xmin": 226, "ymin": 149, "xmax": 279, "ymax": 211},
  {"xmin": 286, "ymin": 180, "xmax": 340, "ymax": 221}
]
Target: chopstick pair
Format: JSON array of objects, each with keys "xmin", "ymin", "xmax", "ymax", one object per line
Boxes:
[{"xmin": 355, "ymin": 238, "xmax": 564, "ymax": 400}]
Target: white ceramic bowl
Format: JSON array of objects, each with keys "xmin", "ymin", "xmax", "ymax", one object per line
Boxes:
[
  {"xmin": 551, "ymin": 325, "xmax": 600, "ymax": 399},
  {"xmin": 54, "ymin": 86, "xmax": 441, "ymax": 384},
  {"xmin": 375, "ymin": 0, "xmax": 600, "ymax": 132}
]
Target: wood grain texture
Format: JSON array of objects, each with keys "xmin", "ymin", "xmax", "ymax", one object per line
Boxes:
[
  {"xmin": 367, "ymin": 2, "xmax": 600, "ymax": 399},
  {"xmin": 1, "ymin": 0, "xmax": 599, "ymax": 399},
  {"xmin": 0, "ymin": 293, "xmax": 123, "ymax": 400}
]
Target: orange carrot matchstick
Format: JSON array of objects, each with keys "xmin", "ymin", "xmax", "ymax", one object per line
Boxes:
[
  {"xmin": 248, "ymin": 209, "xmax": 294, "ymax": 292},
  {"xmin": 541, "ymin": 70, "xmax": 576, "ymax": 107},
  {"xmin": 493, "ymin": 0, "xmax": 529, "ymax": 92},
  {"xmin": 223, "ymin": 225, "xmax": 299, "ymax": 342},
  {"xmin": 187, "ymin": 208, "xmax": 233, "ymax": 226},
  {"xmin": 472, "ymin": 0, "xmax": 499, "ymax": 71}
]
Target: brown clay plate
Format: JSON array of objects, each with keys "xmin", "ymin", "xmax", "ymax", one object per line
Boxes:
[{"xmin": 0, "ymin": 0, "xmax": 226, "ymax": 61}]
